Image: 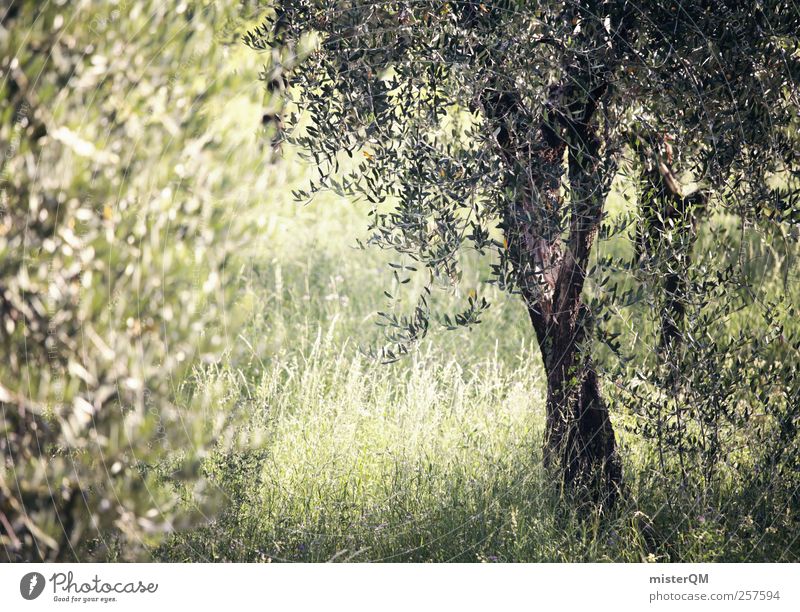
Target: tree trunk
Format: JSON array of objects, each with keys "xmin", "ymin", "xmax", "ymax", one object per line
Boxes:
[
  {"xmin": 483, "ymin": 77, "xmax": 623, "ymax": 503},
  {"xmin": 540, "ymin": 308, "xmax": 622, "ymax": 501},
  {"xmin": 634, "ymin": 133, "xmax": 707, "ymax": 349},
  {"xmin": 522, "ymin": 280, "xmax": 622, "ymax": 503}
]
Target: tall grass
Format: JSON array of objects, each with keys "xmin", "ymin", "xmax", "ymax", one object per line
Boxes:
[{"xmin": 153, "ymin": 171, "xmax": 799, "ymax": 562}]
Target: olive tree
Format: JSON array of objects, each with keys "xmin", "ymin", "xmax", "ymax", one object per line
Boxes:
[
  {"xmin": 246, "ymin": 1, "xmax": 799, "ymax": 500},
  {"xmin": 1, "ymin": 0, "xmax": 263, "ymax": 560}
]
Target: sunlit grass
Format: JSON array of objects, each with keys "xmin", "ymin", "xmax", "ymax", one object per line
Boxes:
[{"xmin": 155, "ymin": 171, "xmax": 799, "ymax": 562}]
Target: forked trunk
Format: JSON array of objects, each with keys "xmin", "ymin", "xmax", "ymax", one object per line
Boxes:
[{"xmin": 483, "ymin": 76, "xmax": 623, "ymax": 503}]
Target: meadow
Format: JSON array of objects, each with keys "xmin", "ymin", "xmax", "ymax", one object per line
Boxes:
[{"xmin": 154, "ymin": 171, "xmax": 799, "ymax": 563}]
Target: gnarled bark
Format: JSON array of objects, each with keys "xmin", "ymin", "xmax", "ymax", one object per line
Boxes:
[
  {"xmin": 539, "ymin": 306, "xmax": 622, "ymax": 501},
  {"xmin": 485, "ymin": 79, "xmax": 622, "ymax": 502}
]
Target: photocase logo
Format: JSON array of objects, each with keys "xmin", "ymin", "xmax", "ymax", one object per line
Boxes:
[{"xmin": 20, "ymin": 572, "xmax": 45, "ymax": 600}]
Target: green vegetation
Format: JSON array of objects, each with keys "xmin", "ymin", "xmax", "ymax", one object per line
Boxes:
[
  {"xmin": 156, "ymin": 190, "xmax": 800, "ymax": 562},
  {"xmin": 2, "ymin": 1, "xmax": 799, "ymax": 562},
  {"xmin": 1, "ymin": 0, "xmax": 271, "ymax": 560}
]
